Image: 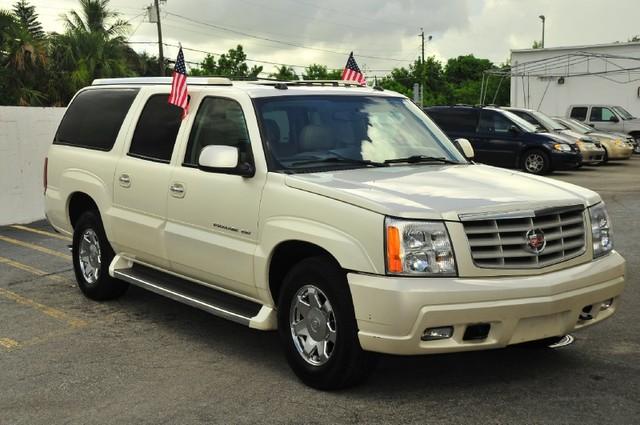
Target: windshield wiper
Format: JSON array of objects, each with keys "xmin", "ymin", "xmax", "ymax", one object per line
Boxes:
[
  {"xmin": 290, "ymin": 156, "xmax": 388, "ymax": 168},
  {"xmin": 384, "ymin": 155, "xmax": 460, "ymax": 165}
]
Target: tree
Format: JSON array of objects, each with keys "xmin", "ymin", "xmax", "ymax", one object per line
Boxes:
[
  {"xmin": 12, "ymin": 0, "xmax": 44, "ymax": 39},
  {"xmin": 191, "ymin": 45, "xmax": 263, "ymax": 79},
  {"xmin": 269, "ymin": 65, "xmax": 297, "ymax": 80},
  {"xmin": 532, "ymin": 40, "xmax": 542, "ymax": 49},
  {"xmin": 303, "ymin": 63, "xmax": 341, "ymax": 80}
]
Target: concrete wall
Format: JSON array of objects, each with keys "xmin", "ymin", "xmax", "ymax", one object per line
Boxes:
[
  {"xmin": 0, "ymin": 107, "xmax": 66, "ymax": 225},
  {"xmin": 510, "ymin": 42, "xmax": 640, "ymax": 117}
]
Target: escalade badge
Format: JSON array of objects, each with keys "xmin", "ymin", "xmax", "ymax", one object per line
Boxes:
[{"xmin": 525, "ymin": 228, "xmax": 546, "ymax": 254}]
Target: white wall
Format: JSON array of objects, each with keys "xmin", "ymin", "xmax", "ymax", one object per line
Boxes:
[
  {"xmin": 0, "ymin": 106, "xmax": 66, "ymax": 225},
  {"xmin": 510, "ymin": 42, "xmax": 640, "ymax": 117}
]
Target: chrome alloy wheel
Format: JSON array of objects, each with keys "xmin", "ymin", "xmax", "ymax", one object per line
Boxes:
[
  {"xmin": 78, "ymin": 228, "xmax": 101, "ymax": 284},
  {"xmin": 289, "ymin": 285, "xmax": 337, "ymax": 366},
  {"xmin": 524, "ymin": 153, "xmax": 545, "ymax": 173}
]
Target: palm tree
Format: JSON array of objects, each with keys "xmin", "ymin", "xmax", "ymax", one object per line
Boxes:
[{"xmin": 49, "ymin": 0, "xmax": 132, "ymax": 104}]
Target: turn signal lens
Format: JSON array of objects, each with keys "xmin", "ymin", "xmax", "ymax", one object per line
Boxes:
[{"xmin": 386, "ymin": 225, "xmax": 402, "ymax": 273}]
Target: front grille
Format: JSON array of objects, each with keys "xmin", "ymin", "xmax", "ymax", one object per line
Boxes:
[{"xmin": 462, "ymin": 207, "xmax": 586, "ymax": 269}]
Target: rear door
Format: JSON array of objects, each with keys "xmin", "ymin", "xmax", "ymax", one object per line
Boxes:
[
  {"xmin": 111, "ymin": 92, "xmax": 183, "ymax": 269},
  {"xmin": 474, "ymin": 110, "xmax": 522, "ymax": 167}
]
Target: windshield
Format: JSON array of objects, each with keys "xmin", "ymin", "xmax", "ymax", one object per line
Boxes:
[
  {"xmin": 561, "ymin": 118, "xmax": 593, "ymax": 133},
  {"xmin": 612, "ymin": 106, "xmax": 635, "ymax": 120},
  {"xmin": 254, "ymin": 95, "xmax": 467, "ymax": 172},
  {"xmin": 531, "ymin": 111, "xmax": 565, "ymax": 131},
  {"xmin": 499, "ymin": 110, "xmax": 539, "ymax": 133}
]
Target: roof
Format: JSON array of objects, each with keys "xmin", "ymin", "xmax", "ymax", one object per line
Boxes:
[
  {"xmin": 511, "ymin": 40, "xmax": 640, "ymax": 54},
  {"xmin": 91, "ymin": 77, "xmax": 403, "ymax": 99}
]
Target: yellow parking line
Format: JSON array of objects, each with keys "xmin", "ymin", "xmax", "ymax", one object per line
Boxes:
[
  {"xmin": 0, "ymin": 338, "xmax": 19, "ymax": 349},
  {"xmin": 0, "ymin": 288, "xmax": 87, "ymax": 328},
  {"xmin": 0, "ymin": 256, "xmax": 72, "ymax": 285},
  {"xmin": 10, "ymin": 225, "xmax": 71, "ymax": 241},
  {"xmin": 0, "ymin": 235, "xmax": 71, "ymax": 260}
]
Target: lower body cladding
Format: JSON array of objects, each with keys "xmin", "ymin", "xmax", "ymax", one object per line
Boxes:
[{"xmin": 348, "ymin": 252, "xmax": 625, "ymax": 355}]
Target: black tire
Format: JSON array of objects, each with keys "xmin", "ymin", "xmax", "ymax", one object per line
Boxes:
[
  {"xmin": 277, "ymin": 256, "xmax": 376, "ymax": 390},
  {"xmin": 522, "ymin": 149, "xmax": 551, "ymax": 175},
  {"xmin": 601, "ymin": 147, "xmax": 609, "ymax": 163},
  {"xmin": 72, "ymin": 210, "xmax": 128, "ymax": 300}
]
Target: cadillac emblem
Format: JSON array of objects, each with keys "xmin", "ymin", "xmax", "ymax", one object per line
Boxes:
[{"xmin": 525, "ymin": 228, "xmax": 546, "ymax": 254}]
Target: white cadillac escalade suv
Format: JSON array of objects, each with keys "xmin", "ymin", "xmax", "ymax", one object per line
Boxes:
[{"xmin": 45, "ymin": 77, "xmax": 626, "ymax": 390}]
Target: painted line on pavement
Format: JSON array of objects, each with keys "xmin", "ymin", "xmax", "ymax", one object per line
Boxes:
[
  {"xmin": 0, "ymin": 256, "xmax": 72, "ymax": 285},
  {"xmin": 10, "ymin": 225, "xmax": 71, "ymax": 241},
  {"xmin": 0, "ymin": 287, "xmax": 87, "ymax": 328},
  {"xmin": 0, "ymin": 235, "xmax": 71, "ymax": 261}
]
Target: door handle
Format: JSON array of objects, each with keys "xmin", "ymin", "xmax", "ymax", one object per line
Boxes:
[
  {"xmin": 118, "ymin": 174, "xmax": 131, "ymax": 188},
  {"xmin": 169, "ymin": 183, "xmax": 185, "ymax": 198}
]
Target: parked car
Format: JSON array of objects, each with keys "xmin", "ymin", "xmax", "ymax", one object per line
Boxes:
[
  {"xmin": 45, "ymin": 78, "xmax": 625, "ymax": 390},
  {"xmin": 553, "ymin": 117, "xmax": 635, "ymax": 162},
  {"xmin": 567, "ymin": 104, "xmax": 640, "ymax": 150},
  {"xmin": 425, "ymin": 105, "xmax": 581, "ymax": 174},
  {"xmin": 506, "ymin": 107, "xmax": 605, "ymax": 165}
]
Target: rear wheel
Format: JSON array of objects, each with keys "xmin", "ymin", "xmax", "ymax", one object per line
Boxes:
[
  {"xmin": 72, "ymin": 210, "xmax": 128, "ymax": 300},
  {"xmin": 522, "ymin": 149, "xmax": 551, "ymax": 174},
  {"xmin": 277, "ymin": 257, "xmax": 376, "ymax": 390}
]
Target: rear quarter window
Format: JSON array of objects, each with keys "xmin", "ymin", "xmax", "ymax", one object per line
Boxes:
[
  {"xmin": 570, "ymin": 107, "xmax": 588, "ymax": 121},
  {"xmin": 54, "ymin": 88, "xmax": 139, "ymax": 150},
  {"xmin": 426, "ymin": 109, "xmax": 477, "ymax": 133}
]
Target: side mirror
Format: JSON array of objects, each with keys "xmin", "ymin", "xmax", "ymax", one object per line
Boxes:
[
  {"xmin": 198, "ymin": 145, "xmax": 254, "ymax": 177},
  {"xmin": 609, "ymin": 115, "xmax": 619, "ymax": 123},
  {"xmin": 508, "ymin": 125, "xmax": 521, "ymax": 134},
  {"xmin": 455, "ymin": 138, "xmax": 474, "ymax": 160}
]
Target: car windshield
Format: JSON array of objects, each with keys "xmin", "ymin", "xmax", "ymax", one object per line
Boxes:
[
  {"xmin": 562, "ymin": 118, "xmax": 594, "ymax": 133},
  {"xmin": 499, "ymin": 110, "xmax": 539, "ymax": 133},
  {"xmin": 612, "ymin": 106, "xmax": 635, "ymax": 120},
  {"xmin": 254, "ymin": 95, "xmax": 467, "ymax": 172},
  {"xmin": 531, "ymin": 111, "xmax": 565, "ymax": 131}
]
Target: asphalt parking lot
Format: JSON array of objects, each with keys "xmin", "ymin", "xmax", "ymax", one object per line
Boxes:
[{"xmin": 1, "ymin": 158, "xmax": 638, "ymax": 425}]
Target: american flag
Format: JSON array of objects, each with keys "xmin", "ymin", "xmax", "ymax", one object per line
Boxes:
[
  {"xmin": 168, "ymin": 46, "xmax": 189, "ymax": 117},
  {"xmin": 341, "ymin": 52, "xmax": 366, "ymax": 85}
]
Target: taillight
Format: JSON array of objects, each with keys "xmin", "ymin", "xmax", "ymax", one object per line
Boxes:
[{"xmin": 43, "ymin": 157, "xmax": 48, "ymax": 193}]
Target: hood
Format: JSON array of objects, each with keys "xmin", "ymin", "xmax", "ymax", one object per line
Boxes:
[
  {"xmin": 541, "ymin": 131, "xmax": 574, "ymax": 144},
  {"xmin": 285, "ymin": 164, "xmax": 601, "ymax": 220},
  {"xmin": 560, "ymin": 129, "xmax": 597, "ymax": 142},
  {"xmin": 590, "ymin": 131, "xmax": 630, "ymax": 141}
]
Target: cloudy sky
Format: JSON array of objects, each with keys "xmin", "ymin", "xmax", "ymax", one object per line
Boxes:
[{"xmin": 4, "ymin": 0, "xmax": 639, "ymax": 77}]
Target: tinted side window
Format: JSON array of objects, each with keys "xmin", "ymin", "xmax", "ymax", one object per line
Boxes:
[
  {"xmin": 54, "ymin": 88, "xmax": 138, "ymax": 150},
  {"xmin": 478, "ymin": 110, "xmax": 513, "ymax": 134},
  {"xmin": 184, "ymin": 97, "xmax": 252, "ymax": 166},
  {"xmin": 570, "ymin": 107, "xmax": 588, "ymax": 121},
  {"xmin": 129, "ymin": 95, "xmax": 183, "ymax": 162},
  {"xmin": 590, "ymin": 107, "xmax": 615, "ymax": 122},
  {"xmin": 511, "ymin": 111, "xmax": 539, "ymax": 126},
  {"xmin": 427, "ymin": 109, "xmax": 477, "ymax": 132}
]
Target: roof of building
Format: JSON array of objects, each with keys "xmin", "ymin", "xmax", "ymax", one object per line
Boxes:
[{"xmin": 511, "ymin": 40, "xmax": 640, "ymax": 54}]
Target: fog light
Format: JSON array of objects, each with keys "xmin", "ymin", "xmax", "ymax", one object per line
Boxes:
[
  {"xmin": 600, "ymin": 298, "xmax": 614, "ymax": 310},
  {"xmin": 422, "ymin": 326, "xmax": 454, "ymax": 341}
]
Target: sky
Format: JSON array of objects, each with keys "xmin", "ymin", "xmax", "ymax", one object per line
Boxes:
[{"xmin": 3, "ymin": 0, "xmax": 639, "ymax": 77}]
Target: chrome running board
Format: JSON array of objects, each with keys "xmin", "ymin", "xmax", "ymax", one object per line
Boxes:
[{"xmin": 113, "ymin": 263, "xmax": 262, "ymax": 327}]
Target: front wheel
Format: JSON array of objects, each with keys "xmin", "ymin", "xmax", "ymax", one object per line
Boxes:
[
  {"xmin": 522, "ymin": 149, "xmax": 551, "ymax": 174},
  {"xmin": 277, "ymin": 257, "xmax": 376, "ymax": 390},
  {"xmin": 72, "ymin": 210, "xmax": 128, "ymax": 300}
]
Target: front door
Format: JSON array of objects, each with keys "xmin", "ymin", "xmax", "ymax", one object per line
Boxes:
[
  {"xmin": 165, "ymin": 95, "xmax": 266, "ymax": 298},
  {"xmin": 111, "ymin": 94, "xmax": 183, "ymax": 268},
  {"xmin": 589, "ymin": 106, "xmax": 621, "ymax": 132}
]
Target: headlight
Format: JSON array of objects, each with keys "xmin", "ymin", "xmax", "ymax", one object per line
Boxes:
[
  {"xmin": 589, "ymin": 203, "xmax": 613, "ymax": 258},
  {"xmin": 553, "ymin": 143, "xmax": 572, "ymax": 152},
  {"xmin": 385, "ymin": 218, "xmax": 456, "ymax": 276},
  {"xmin": 614, "ymin": 140, "xmax": 626, "ymax": 147}
]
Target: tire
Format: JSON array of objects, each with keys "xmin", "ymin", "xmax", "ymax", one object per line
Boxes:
[
  {"xmin": 601, "ymin": 148, "xmax": 609, "ymax": 164},
  {"xmin": 277, "ymin": 256, "xmax": 376, "ymax": 390},
  {"xmin": 522, "ymin": 149, "xmax": 551, "ymax": 175},
  {"xmin": 72, "ymin": 210, "xmax": 128, "ymax": 300}
]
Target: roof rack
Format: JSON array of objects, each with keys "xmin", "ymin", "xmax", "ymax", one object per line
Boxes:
[
  {"xmin": 92, "ymin": 77, "xmax": 233, "ymax": 86},
  {"xmin": 252, "ymin": 80, "xmax": 367, "ymax": 88}
]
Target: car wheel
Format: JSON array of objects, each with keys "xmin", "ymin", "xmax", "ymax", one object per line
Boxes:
[
  {"xmin": 72, "ymin": 210, "xmax": 128, "ymax": 300},
  {"xmin": 277, "ymin": 256, "xmax": 376, "ymax": 390},
  {"xmin": 522, "ymin": 149, "xmax": 551, "ymax": 174}
]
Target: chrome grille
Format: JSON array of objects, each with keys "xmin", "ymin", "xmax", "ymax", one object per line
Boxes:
[{"xmin": 462, "ymin": 207, "xmax": 586, "ymax": 269}]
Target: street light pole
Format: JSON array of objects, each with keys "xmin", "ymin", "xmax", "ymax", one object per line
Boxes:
[
  {"xmin": 539, "ymin": 15, "xmax": 546, "ymax": 48},
  {"xmin": 154, "ymin": 0, "xmax": 164, "ymax": 76}
]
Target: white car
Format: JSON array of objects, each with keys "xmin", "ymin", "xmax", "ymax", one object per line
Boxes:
[{"xmin": 45, "ymin": 78, "xmax": 626, "ymax": 389}]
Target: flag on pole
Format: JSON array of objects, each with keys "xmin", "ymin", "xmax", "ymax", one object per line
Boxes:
[
  {"xmin": 168, "ymin": 46, "xmax": 189, "ymax": 118},
  {"xmin": 341, "ymin": 52, "xmax": 366, "ymax": 85}
]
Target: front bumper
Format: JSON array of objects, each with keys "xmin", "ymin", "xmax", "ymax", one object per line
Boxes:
[
  {"xmin": 549, "ymin": 150, "xmax": 581, "ymax": 170},
  {"xmin": 607, "ymin": 144, "xmax": 633, "ymax": 160},
  {"xmin": 579, "ymin": 147, "xmax": 605, "ymax": 164},
  {"xmin": 348, "ymin": 252, "xmax": 625, "ymax": 355}
]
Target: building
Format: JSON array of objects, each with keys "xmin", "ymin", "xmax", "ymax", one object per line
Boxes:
[{"xmin": 509, "ymin": 41, "xmax": 640, "ymax": 117}]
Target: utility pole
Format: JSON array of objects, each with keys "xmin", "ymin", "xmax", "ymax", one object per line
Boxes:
[
  {"xmin": 539, "ymin": 15, "xmax": 546, "ymax": 48},
  {"xmin": 420, "ymin": 28, "xmax": 424, "ymax": 64},
  {"xmin": 154, "ymin": 0, "xmax": 164, "ymax": 75}
]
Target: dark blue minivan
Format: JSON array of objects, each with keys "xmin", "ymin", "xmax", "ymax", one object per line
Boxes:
[{"xmin": 425, "ymin": 105, "xmax": 581, "ymax": 174}]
